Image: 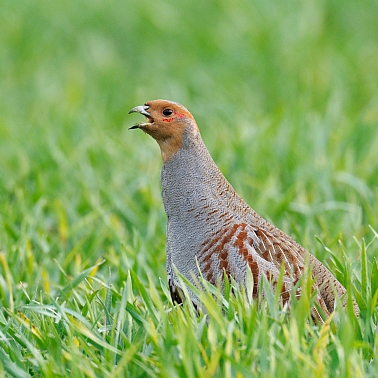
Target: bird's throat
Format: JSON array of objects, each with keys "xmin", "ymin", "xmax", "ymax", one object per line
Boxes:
[{"xmin": 157, "ymin": 134, "xmax": 183, "ymax": 163}]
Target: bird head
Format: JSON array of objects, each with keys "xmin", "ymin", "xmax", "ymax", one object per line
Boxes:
[{"xmin": 129, "ymin": 99, "xmax": 199, "ymax": 162}]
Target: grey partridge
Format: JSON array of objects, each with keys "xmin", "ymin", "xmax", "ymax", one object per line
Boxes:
[{"xmin": 129, "ymin": 99, "xmax": 358, "ymax": 321}]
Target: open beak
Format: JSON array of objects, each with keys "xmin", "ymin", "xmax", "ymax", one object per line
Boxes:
[
  {"xmin": 128, "ymin": 105, "xmax": 150, "ymax": 117},
  {"xmin": 128, "ymin": 105, "xmax": 152, "ymax": 129}
]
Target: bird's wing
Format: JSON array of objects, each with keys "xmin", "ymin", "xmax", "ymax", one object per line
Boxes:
[
  {"xmin": 174, "ymin": 221, "xmax": 331, "ymax": 321},
  {"xmin": 251, "ymin": 225, "xmax": 306, "ymax": 280},
  {"xmin": 198, "ymin": 222, "xmax": 305, "ymax": 282}
]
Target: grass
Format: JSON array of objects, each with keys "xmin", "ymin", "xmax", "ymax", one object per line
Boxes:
[{"xmin": 0, "ymin": 0, "xmax": 377, "ymax": 376}]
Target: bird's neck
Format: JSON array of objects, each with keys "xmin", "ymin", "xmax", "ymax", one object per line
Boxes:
[{"xmin": 160, "ymin": 134, "xmax": 250, "ymax": 223}]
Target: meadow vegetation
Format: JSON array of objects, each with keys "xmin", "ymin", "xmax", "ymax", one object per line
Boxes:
[{"xmin": 0, "ymin": 0, "xmax": 377, "ymax": 376}]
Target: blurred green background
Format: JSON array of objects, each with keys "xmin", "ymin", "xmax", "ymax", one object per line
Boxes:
[
  {"xmin": 1, "ymin": 0, "xmax": 377, "ymax": 310},
  {"xmin": 1, "ymin": 0, "xmax": 378, "ymax": 376}
]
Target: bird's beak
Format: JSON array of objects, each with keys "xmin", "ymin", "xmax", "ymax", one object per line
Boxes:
[
  {"xmin": 128, "ymin": 105, "xmax": 150, "ymax": 117},
  {"xmin": 128, "ymin": 105, "xmax": 152, "ymax": 130}
]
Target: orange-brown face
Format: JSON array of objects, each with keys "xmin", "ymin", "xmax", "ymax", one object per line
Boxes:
[{"xmin": 129, "ymin": 99, "xmax": 199, "ymax": 162}]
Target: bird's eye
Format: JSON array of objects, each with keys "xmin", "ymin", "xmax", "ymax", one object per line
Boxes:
[{"xmin": 162, "ymin": 108, "xmax": 173, "ymax": 116}]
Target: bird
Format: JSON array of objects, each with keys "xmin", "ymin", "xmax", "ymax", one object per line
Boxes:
[{"xmin": 129, "ymin": 99, "xmax": 359, "ymax": 322}]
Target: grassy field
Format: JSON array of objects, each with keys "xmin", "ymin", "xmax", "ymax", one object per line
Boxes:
[{"xmin": 1, "ymin": 0, "xmax": 378, "ymax": 376}]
